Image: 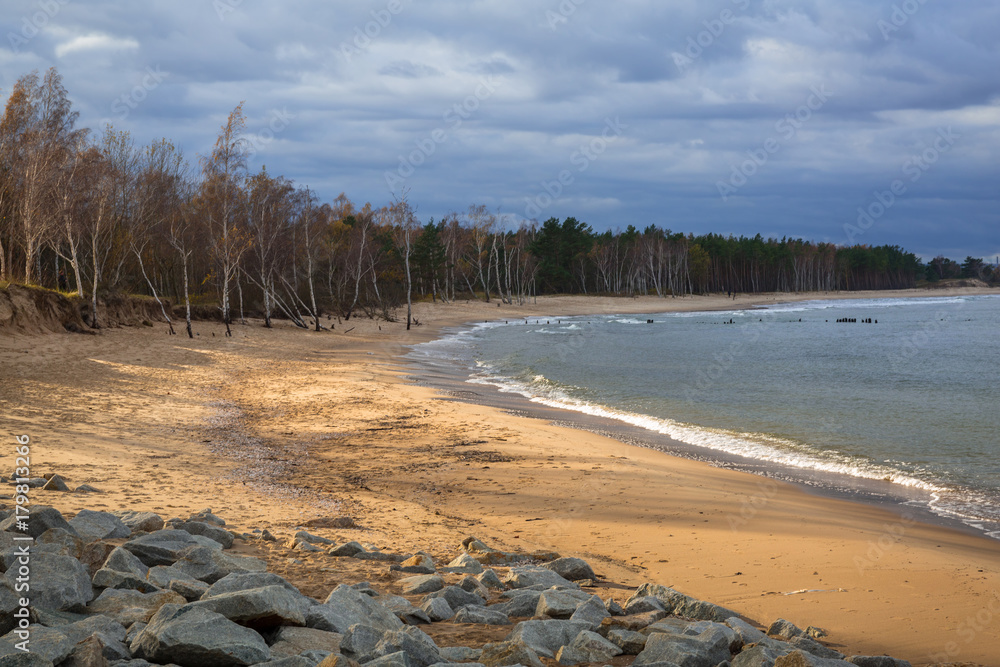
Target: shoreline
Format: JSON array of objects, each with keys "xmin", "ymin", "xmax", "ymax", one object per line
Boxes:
[
  {"xmin": 402, "ymin": 293, "xmax": 1000, "ymax": 544},
  {"xmin": 2, "ymin": 287, "xmax": 999, "ymax": 665}
]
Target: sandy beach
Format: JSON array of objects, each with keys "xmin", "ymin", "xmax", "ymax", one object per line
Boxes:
[{"xmin": 2, "ymin": 287, "xmax": 999, "ymax": 666}]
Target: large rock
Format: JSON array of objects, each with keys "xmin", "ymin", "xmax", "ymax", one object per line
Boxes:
[
  {"xmin": 364, "ymin": 651, "xmax": 412, "ymax": 667},
  {"xmin": 540, "ymin": 558, "xmax": 595, "ymax": 582},
  {"xmin": 122, "ymin": 531, "xmax": 204, "ymax": 567},
  {"xmin": 628, "ymin": 583, "xmax": 740, "ymax": 623},
  {"xmin": 768, "ymin": 619, "xmax": 807, "ymax": 640},
  {"xmin": 327, "ymin": 542, "xmax": 365, "ymax": 558},
  {"xmin": 101, "ymin": 547, "xmax": 150, "ymax": 578},
  {"xmin": 131, "ymin": 603, "xmax": 270, "ymax": 667},
  {"xmin": 420, "ymin": 586, "xmax": 484, "ymax": 611},
  {"xmin": 306, "ymin": 585, "xmax": 403, "ymax": 634},
  {"xmin": 420, "ymin": 598, "xmax": 453, "ymax": 622},
  {"xmin": 189, "ymin": 585, "xmax": 310, "ymax": 629},
  {"xmin": 58, "ymin": 614, "xmax": 130, "ymax": 662},
  {"xmin": 367, "ymin": 627, "xmax": 441, "ymax": 667},
  {"xmin": 492, "ymin": 590, "xmax": 543, "ymax": 618},
  {"xmin": 726, "ymin": 617, "xmax": 767, "ymax": 646},
  {"xmin": 203, "ymin": 572, "xmax": 303, "ymax": 599},
  {"xmin": 378, "ymin": 595, "xmax": 432, "ymax": 625},
  {"xmin": 602, "ymin": 626, "xmax": 647, "ymax": 654},
  {"xmin": 36, "ymin": 528, "xmax": 84, "ymax": 558},
  {"xmin": 171, "ymin": 546, "xmax": 266, "ymax": 584},
  {"xmin": 503, "ymin": 566, "xmax": 577, "ymax": 590},
  {"xmin": 846, "ymin": 657, "xmax": 912, "ymax": 667},
  {"xmin": 68, "ymin": 511, "xmax": 131, "ymax": 543},
  {"xmin": 399, "ymin": 575, "xmax": 443, "ymax": 596},
  {"xmin": 340, "ymin": 623, "xmax": 386, "ymax": 658},
  {"xmin": 294, "ymin": 531, "xmax": 334, "ymax": 546},
  {"xmin": 504, "ymin": 620, "xmax": 590, "ymax": 659},
  {"xmin": 0, "ymin": 581, "xmax": 21, "ymax": 635},
  {"xmin": 733, "ymin": 643, "xmax": 795, "ymax": 667},
  {"xmin": 554, "ymin": 630, "xmax": 621, "ymax": 665},
  {"xmin": 479, "ymin": 640, "xmax": 544, "ymax": 667},
  {"xmin": 175, "ymin": 521, "xmax": 234, "ymax": 549},
  {"xmin": 0, "ymin": 625, "xmax": 75, "ymax": 663},
  {"xmin": 147, "ymin": 565, "xmax": 201, "ymax": 589},
  {"xmin": 633, "ymin": 623, "xmax": 734, "ymax": 667},
  {"xmin": 625, "ymin": 596, "xmax": 667, "ymax": 615},
  {"xmin": 536, "ymin": 590, "xmax": 591, "ymax": 620},
  {"xmin": 457, "ymin": 576, "xmax": 490, "ymax": 601},
  {"xmin": 396, "ymin": 554, "xmax": 435, "ymax": 575},
  {"xmin": 453, "ymin": 606, "xmax": 510, "ymax": 626},
  {"xmin": 0, "ymin": 651, "xmax": 55, "ymax": 666},
  {"xmin": 4, "ymin": 553, "xmax": 92, "ymax": 611},
  {"xmin": 568, "ymin": 595, "xmax": 609, "ymax": 629},
  {"xmin": 774, "ymin": 651, "xmax": 854, "ymax": 666},
  {"xmin": 445, "ymin": 554, "xmax": 483, "ymax": 574},
  {"xmin": 92, "ymin": 568, "xmax": 159, "ymax": 594},
  {"xmin": 0, "ymin": 506, "xmax": 76, "ymax": 539},
  {"xmin": 789, "ymin": 636, "xmax": 845, "ymax": 660},
  {"xmin": 476, "ymin": 569, "xmax": 504, "ymax": 590},
  {"xmin": 87, "ymin": 588, "xmax": 186, "ymax": 626},
  {"xmin": 111, "ymin": 511, "xmax": 164, "ymax": 534},
  {"xmin": 269, "ymin": 626, "xmax": 343, "ymax": 658}
]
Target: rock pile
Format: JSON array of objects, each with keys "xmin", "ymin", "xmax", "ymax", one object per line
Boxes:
[{"xmin": 0, "ymin": 505, "xmax": 914, "ymax": 667}]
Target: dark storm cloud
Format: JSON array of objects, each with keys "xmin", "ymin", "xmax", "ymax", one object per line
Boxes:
[{"xmin": 1, "ymin": 0, "xmax": 997, "ymax": 259}]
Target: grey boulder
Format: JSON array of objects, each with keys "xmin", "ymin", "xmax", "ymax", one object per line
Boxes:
[
  {"xmin": 188, "ymin": 585, "xmax": 311, "ymax": 629},
  {"xmin": 554, "ymin": 630, "xmax": 621, "ymax": 665},
  {"xmin": 171, "ymin": 546, "xmax": 266, "ymax": 584},
  {"xmin": 504, "ymin": 619, "xmax": 590, "ymax": 659},
  {"xmin": 68, "ymin": 510, "xmax": 131, "ymax": 543},
  {"xmin": 452, "ymin": 606, "xmax": 510, "ymax": 626},
  {"xmin": 111, "ymin": 511, "xmax": 165, "ymax": 534},
  {"xmin": 122, "ymin": 530, "xmax": 204, "ymax": 567},
  {"xmin": 306, "ymin": 585, "xmax": 403, "ymax": 634},
  {"xmin": 0, "ymin": 506, "xmax": 75, "ymax": 539},
  {"xmin": 131, "ymin": 603, "xmax": 271, "ymax": 667},
  {"xmin": 540, "ymin": 557, "xmax": 596, "ymax": 582},
  {"xmin": 5, "ymin": 553, "xmax": 92, "ymax": 612},
  {"xmin": 503, "ymin": 567, "xmax": 577, "ymax": 591}
]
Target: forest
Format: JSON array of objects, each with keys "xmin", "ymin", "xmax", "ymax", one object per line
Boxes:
[{"xmin": 2, "ymin": 69, "xmax": 996, "ymax": 337}]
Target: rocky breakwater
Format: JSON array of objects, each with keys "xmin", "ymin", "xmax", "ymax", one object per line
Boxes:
[{"xmin": 0, "ymin": 501, "xmax": 917, "ymax": 667}]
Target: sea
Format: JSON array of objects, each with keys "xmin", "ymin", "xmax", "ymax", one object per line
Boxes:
[{"xmin": 406, "ymin": 295, "xmax": 1000, "ymax": 539}]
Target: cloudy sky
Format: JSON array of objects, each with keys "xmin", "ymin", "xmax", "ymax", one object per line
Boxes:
[{"xmin": 1, "ymin": 0, "xmax": 998, "ymax": 260}]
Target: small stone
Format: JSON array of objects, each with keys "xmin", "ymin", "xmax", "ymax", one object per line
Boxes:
[
  {"xmin": 768, "ymin": 618, "xmax": 807, "ymax": 640},
  {"xmin": 41, "ymin": 474, "xmax": 70, "ymax": 492},
  {"xmin": 294, "ymin": 531, "xmax": 334, "ymax": 546},
  {"xmin": 73, "ymin": 484, "xmax": 102, "ymax": 494},
  {"xmin": 328, "ymin": 541, "xmax": 365, "ymax": 557}
]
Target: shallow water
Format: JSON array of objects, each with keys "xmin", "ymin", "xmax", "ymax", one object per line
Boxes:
[{"xmin": 409, "ymin": 295, "xmax": 1000, "ymax": 538}]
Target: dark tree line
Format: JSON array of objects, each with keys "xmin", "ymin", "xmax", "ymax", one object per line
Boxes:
[{"xmin": 1, "ymin": 68, "xmax": 995, "ymax": 337}]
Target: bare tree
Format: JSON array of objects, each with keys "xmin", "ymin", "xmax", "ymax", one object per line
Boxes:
[{"xmin": 201, "ymin": 103, "xmax": 250, "ymax": 336}]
